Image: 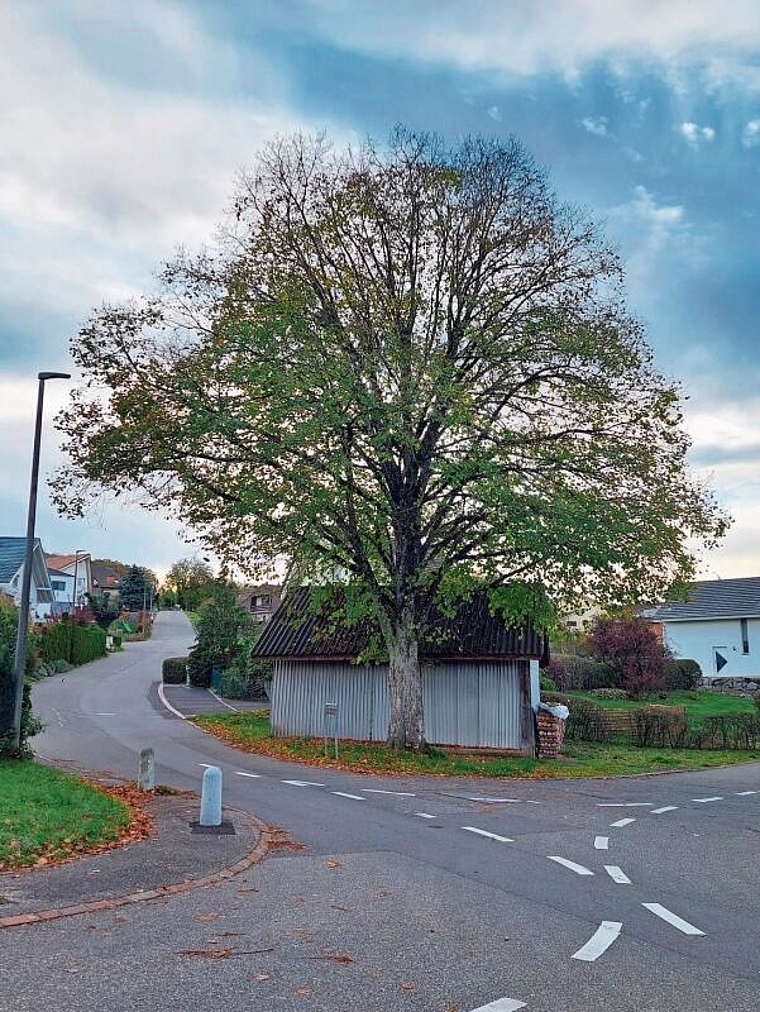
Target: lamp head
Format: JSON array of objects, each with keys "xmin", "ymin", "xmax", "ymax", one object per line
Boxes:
[{"xmin": 38, "ymin": 371, "xmax": 71, "ymax": 381}]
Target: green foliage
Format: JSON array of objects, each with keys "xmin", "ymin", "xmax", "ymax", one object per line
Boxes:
[
  {"xmin": 590, "ymin": 688, "xmax": 629, "ymax": 700},
  {"xmin": 118, "ymin": 565, "xmax": 153, "ymax": 610},
  {"xmin": 87, "ymin": 592, "xmax": 120, "ymax": 630},
  {"xmin": 631, "ymin": 706, "xmax": 688, "ymax": 748},
  {"xmin": 539, "ymin": 672, "xmax": 557, "ymax": 693},
  {"xmin": 566, "ymin": 698, "xmax": 608, "ymax": 742},
  {"xmin": 70, "ymin": 624, "xmax": 106, "ymax": 665},
  {"xmin": 0, "ymin": 644, "xmax": 14, "ymax": 738},
  {"xmin": 220, "ymin": 658, "xmax": 272, "ymax": 699},
  {"xmin": 53, "ymin": 129, "xmax": 728, "ymax": 748},
  {"xmin": 694, "ymin": 714, "xmax": 760, "ymax": 751},
  {"xmin": 187, "ymin": 583, "xmax": 252, "ymax": 688},
  {"xmin": 549, "ymin": 653, "xmax": 620, "ymax": 691},
  {"xmin": 162, "ymin": 656, "xmax": 187, "ymax": 684},
  {"xmin": 661, "ymin": 658, "xmax": 702, "ymax": 691},
  {"xmin": 38, "ymin": 619, "xmax": 106, "ymax": 666},
  {"xmin": 0, "ymin": 597, "xmax": 17, "ymax": 653},
  {"xmin": 163, "ymin": 557, "xmax": 215, "ymax": 612},
  {"xmin": 754, "ymin": 690, "xmax": 760, "ymax": 712}
]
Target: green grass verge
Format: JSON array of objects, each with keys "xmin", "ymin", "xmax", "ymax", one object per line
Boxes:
[
  {"xmin": 570, "ymin": 689, "xmax": 757, "ymax": 720},
  {"xmin": 185, "ymin": 611, "xmax": 201, "ymax": 630},
  {"xmin": 0, "ymin": 761, "xmax": 131, "ymax": 870},
  {"xmin": 193, "ymin": 710, "xmax": 760, "ymax": 779}
]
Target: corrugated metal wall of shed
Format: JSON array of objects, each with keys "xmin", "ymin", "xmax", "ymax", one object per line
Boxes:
[{"xmin": 271, "ymin": 659, "xmax": 526, "ymax": 749}]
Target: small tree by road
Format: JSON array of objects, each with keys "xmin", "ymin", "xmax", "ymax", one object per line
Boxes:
[
  {"xmin": 163, "ymin": 557, "xmax": 215, "ymax": 612},
  {"xmin": 53, "ymin": 130, "xmax": 727, "ymax": 749}
]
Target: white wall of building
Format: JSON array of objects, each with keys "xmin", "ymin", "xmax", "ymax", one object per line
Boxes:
[
  {"xmin": 49, "ymin": 571, "xmax": 75, "ymax": 604},
  {"xmin": 663, "ymin": 617, "xmax": 760, "ymax": 679}
]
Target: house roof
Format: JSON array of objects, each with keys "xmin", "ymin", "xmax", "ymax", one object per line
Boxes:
[
  {"xmin": 45, "ymin": 553, "xmax": 90, "ymax": 571},
  {"xmin": 0, "ymin": 537, "xmax": 42, "ymax": 582},
  {"xmin": 254, "ymin": 587, "xmax": 545, "ymax": 661},
  {"xmin": 646, "ymin": 577, "xmax": 760, "ymax": 622},
  {"xmin": 47, "ymin": 567, "xmax": 71, "ymax": 578},
  {"xmin": 91, "ymin": 564, "xmax": 120, "ymax": 588}
]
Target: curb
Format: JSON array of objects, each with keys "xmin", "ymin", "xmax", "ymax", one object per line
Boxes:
[{"xmin": 0, "ymin": 811, "xmax": 273, "ymax": 931}]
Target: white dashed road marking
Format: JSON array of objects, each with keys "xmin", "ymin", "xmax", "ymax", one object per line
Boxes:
[
  {"xmin": 198, "ymin": 763, "xmax": 214, "ymax": 768},
  {"xmin": 416, "ymin": 812, "xmax": 437, "ymax": 819},
  {"xmin": 462, "ymin": 826, "xmax": 514, "ymax": 843},
  {"xmin": 651, "ymin": 806, "xmax": 678, "ymax": 814},
  {"xmin": 468, "ymin": 998, "xmax": 527, "ymax": 1011},
  {"xmin": 597, "ymin": 802, "xmax": 652, "ymax": 808},
  {"xmin": 642, "ymin": 903, "xmax": 705, "ymax": 936},
  {"xmin": 605, "ymin": 865, "xmax": 632, "ymax": 884},
  {"xmin": 692, "ymin": 796, "xmax": 723, "ymax": 803},
  {"xmin": 547, "ymin": 856, "xmax": 594, "ymax": 876},
  {"xmin": 234, "ymin": 771, "xmax": 261, "ymax": 778},
  {"xmin": 571, "ymin": 921, "xmax": 623, "ymax": 962},
  {"xmin": 594, "ymin": 836, "xmax": 609, "ymax": 850},
  {"xmin": 332, "ymin": 791, "xmax": 365, "ymax": 800},
  {"xmin": 467, "ymin": 796, "xmax": 521, "ymax": 803},
  {"xmin": 362, "ymin": 789, "xmax": 416, "ymax": 796},
  {"xmin": 610, "ymin": 818, "xmax": 636, "ymax": 828},
  {"xmin": 282, "ymin": 780, "xmax": 325, "ymax": 788},
  {"xmin": 736, "ymin": 790, "xmax": 758, "ymax": 796}
]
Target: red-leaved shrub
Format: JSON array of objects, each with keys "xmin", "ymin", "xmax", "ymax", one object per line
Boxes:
[{"xmin": 587, "ymin": 617, "xmax": 668, "ymax": 699}]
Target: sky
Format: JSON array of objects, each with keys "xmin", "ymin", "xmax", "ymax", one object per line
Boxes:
[{"xmin": 1, "ymin": 0, "xmax": 759, "ymax": 581}]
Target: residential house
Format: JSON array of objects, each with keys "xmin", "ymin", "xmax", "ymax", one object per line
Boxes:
[
  {"xmin": 0, "ymin": 536, "xmax": 55, "ymax": 619},
  {"xmin": 238, "ymin": 584, "xmax": 282, "ymax": 626},
  {"xmin": 91, "ymin": 563, "xmax": 121, "ymax": 607},
  {"xmin": 253, "ymin": 587, "xmax": 546, "ymax": 754},
  {"xmin": 645, "ymin": 577, "xmax": 760, "ymax": 683},
  {"xmin": 45, "ymin": 553, "xmax": 92, "ymax": 610}
]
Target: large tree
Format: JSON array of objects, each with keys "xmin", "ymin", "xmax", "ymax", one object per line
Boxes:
[
  {"xmin": 53, "ymin": 130, "xmax": 726, "ymax": 749},
  {"xmin": 163, "ymin": 556, "xmax": 215, "ymax": 612}
]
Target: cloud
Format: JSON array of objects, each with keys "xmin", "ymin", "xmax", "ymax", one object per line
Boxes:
[
  {"xmin": 486, "ymin": 104, "xmax": 501, "ymax": 120},
  {"xmin": 678, "ymin": 121, "xmax": 716, "ymax": 145},
  {"xmin": 581, "ymin": 115, "xmax": 609, "ymax": 137},
  {"xmin": 299, "ymin": 0, "xmax": 760, "ymax": 90},
  {"xmin": 742, "ymin": 118, "xmax": 760, "ymax": 147}
]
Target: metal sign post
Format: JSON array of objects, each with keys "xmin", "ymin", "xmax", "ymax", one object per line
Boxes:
[{"xmin": 324, "ymin": 701, "xmax": 339, "ymax": 759}]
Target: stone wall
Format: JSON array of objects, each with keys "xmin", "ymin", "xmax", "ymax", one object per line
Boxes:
[
  {"xmin": 536, "ymin": 710, "xmax": 567, "ymax": 758},
  {"xmin": 707, "ymin": 676, "xmax": 760, "ymax": 695}
]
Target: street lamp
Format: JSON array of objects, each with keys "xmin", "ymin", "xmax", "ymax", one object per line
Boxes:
[{"xmin": 11, "ymin": 371, "xmax": 71, "ymax": 752}]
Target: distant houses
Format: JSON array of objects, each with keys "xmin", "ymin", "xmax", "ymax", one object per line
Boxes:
[
  {"xmin": 645, "ymin": 577, "xmax": 760, "ymax": 683},
  {"xmin": 45, "ymin": 552, "xmax": 92, "ymax": 612},
  {"xmin": 237, "ymin": 583, "xmax": 281, "ymax": 626}
]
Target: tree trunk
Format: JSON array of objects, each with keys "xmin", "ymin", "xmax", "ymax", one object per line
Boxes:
[{"xmin": 386, "ymin": 606, "xmax": 425, "ymax": 750}]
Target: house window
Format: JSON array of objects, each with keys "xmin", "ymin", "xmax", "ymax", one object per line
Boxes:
[
  {"xmin": 741, "ymin": 618, "xmax": 750, "ymax": 654},
  {"xmin": 253, "ymin": 594, "xmax": 271, "ymax": 608},
  {"xmin": 51, "ymin": 580, "xmax": 66, "ymax": 591}
]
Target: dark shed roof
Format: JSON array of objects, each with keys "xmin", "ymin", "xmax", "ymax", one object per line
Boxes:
[
  {"xmin": 253, "ymin": 587, "xmax": 545, "ymax": 661},
  {"xmin": 0, "ymin": 537, "xmax": 40, "ymax": 582},
  {"xmin": 646, "ymin": 577, "xmax": 760, "ymax": 622}
]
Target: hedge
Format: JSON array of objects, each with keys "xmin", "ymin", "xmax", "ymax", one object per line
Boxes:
[
  {"xmin": 548, "ymin": 654, "xmax": 620, "ymax": 692},
  {"xmin": 660, "ymin": 658, "xmax": 702, "ymax": 691},
  {"xmin": 38, "ymin": 621, "xmax": 106, "ymax": 666},
  {"xmin": 162, "ymin": 656, "xmax": 187, "ymax": 684}
]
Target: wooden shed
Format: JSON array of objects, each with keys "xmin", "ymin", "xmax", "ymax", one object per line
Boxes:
[{"xmin": 253, "ymin": 588, "xmax": 545, "ymax": 755}]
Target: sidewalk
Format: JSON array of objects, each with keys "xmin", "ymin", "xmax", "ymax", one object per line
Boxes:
[
  {"xmin": 160, "ymin": 683, "xmax": 267, "ymax": 718},
  {"xmin": 0, "ymin": 789, "xmax": 267, "ymax": 927}
]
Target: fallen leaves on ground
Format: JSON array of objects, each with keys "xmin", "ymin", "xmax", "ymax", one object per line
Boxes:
[
  {"xmin": 309, "ymin": 952, "xmax": 355, "ymax": 965},
  {"xmin": 401, "ymin": 982, "xmax": 417, "ymax": 991},
  {"xmin": 294, "ymin": 986, "xmax": 312, "ymax": 997},
  {"xmin": 266, "ymin": 827, "xmax": 307, "ymax": 852},
  {"xmin": 324, "ymin": 858, "xmax": 343, "ymax": 868},
  {"xmin": 195, "ymin": 913, "xmax": 219, "ymax": 923},
  {"xmin": 251, "ymin": 973, "xmax": 270, "ymax": 983},
  {"xmin": 177, "ymin": 947, "xmax": 274, "ymax": 959}
]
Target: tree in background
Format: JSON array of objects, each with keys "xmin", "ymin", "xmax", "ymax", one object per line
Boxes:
[
  {"xmin": 87, "ymin": 593, "xmax": 120, "ymax": 630},
  {"xmin": 91, "ymin": 558, "xmax": 129, "ymax": 577},
  {"xmin": 588, "ymin": 616, "xmax": 668, "ymax": 698},
  {"xmin": 187, "ymin": 583, "xmax": 252, "ymax": 687},
  {"xmin": 163, "ymin": 557, "xmax": 215, "ymax": 612},
  {"xmin": 53, "ymin": 130, "xmax": 727, "ymax": 749},
  {"xmin": 118, "ymin": 565, "xmax": 153, "ymax": 611}
]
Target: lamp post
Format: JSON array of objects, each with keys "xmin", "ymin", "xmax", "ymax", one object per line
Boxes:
[
  {"xmin": 11, "ymin": 371, "xmax": 71, "ymax": 752},
  {"xmin": 68, "ymin": 548, "xmax": 85, "ymax": 663}
]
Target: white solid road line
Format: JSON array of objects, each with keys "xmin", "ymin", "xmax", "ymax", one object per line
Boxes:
[
  {"xmin": 208, "ymin": 688, "xmax": 238, "ymax": 712},
  {"xmin": 571, "ymin": 921, "xmax": 623, "ymax": 962},
  {"xmin": 651, "ymin": 805, "xmax": 678, "ymax": 814},
  {"xmin": 281, "ymin": 780, "xmax": 325, "ymax": 787},
  {"xmin": 462, "ymin": 826, "xmax": 514, "ymax": 843},
  {"xmin": 693, "ymin": 796, "xmax": 723, "ymax": 803},
  {"xmin": 362, "ymin": 789, "xmax": 416, "ymax": 796},
  {"xmin": 469, "ymin": 998, "xmax": 527, "ymax": 1011},
  {"xmin": 594, "ymin": 836, "xmax": 609, "ymax": 850},
  {"xmin": 468, "ymin": 796, "xmax": 521, "ymax": 803},
  {"xmin": 605, "ymin": 865, "xmax": 632, "ymax": 884},
  {"xmin": 547, "ymin": 856, "xmax": 594, "ymax": 876},
  {"xmin": 416, "ymin": 812, "xmax": 437, "ymax": 819},
  {"xmin": 332, "ymin": 791, "xmax": 365, "ymax": 800},
  {"xmin": 736, "ymin": 790, "xmax": 758, "ymax": 796},
  {"xmin": 157, "ymin": 682, "xmax": 187, "ymax": 720},
  {"xmin": 642, "ymin": 903, "xmax": 705, "ymax": 936},
  {"xmin": 95, "ymin": 712, "xmax": 117, "ymax": 716},
  {"xmin": 610, "ymin": 817, "xmax": 636, "ymax": 828},
  {"xmin": 234, "ymin": 771, "xmax": 261, "ymax": 778}
]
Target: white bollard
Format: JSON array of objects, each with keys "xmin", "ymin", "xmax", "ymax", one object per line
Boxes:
[
  {"xmin": 138, "ymin": 747, "xmax": 155, "ymax": 790},
  {"xmin": 199, "ymin": 766, "xmax": 223, "ymax": 826}
]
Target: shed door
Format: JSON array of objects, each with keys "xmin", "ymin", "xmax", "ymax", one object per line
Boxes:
[
  {"xmin": 713, "ymin": 647, "xmax": 728, "ymax": 676},
  {"xmin": 423, "ymin": 661, "xmax": 523, "ymax": 749}
]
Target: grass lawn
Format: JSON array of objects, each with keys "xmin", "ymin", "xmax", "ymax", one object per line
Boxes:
[
  {"xmin": 570, "ymin": 689, "xmax": 757, "ymax": 721},
  {"xmin": 0, "ymin": 761, "xmax": 132, "ymax": 871},
  {"xmin": 193, "ymin": 709, "xmax": 760, "ymax": 779}
]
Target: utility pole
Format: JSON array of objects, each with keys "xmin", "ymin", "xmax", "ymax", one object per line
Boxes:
[{"xmin": 12, "ymin": 371, "xmax": 71, "ymax": 751}]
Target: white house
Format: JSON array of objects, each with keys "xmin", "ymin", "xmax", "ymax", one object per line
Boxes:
[
  {"xmin": 646, "ymin": 577, "xmax": 760, "ymax": 682},
  {"xmin": 45, "ymin": 552, "xmax": 92, "ymax": 610},
  {"xmin": 0, "ymin": 536, "xmax": 55, "ymax": 619}
]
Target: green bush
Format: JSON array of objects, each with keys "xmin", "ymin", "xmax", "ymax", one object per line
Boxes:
[
  {"xmin": 38, "ymin": 620, "xmax": 106, "ymax": 666},
  {"xmin": 70, "ymin": 625, "xmax": 107, "ymax": 665},
  {"xmin": 754, "ymin": 690, "xmax": 760, "ymax": 712},
  {"xmin": 539, "ymin": 672, "xmax": 557, "ymax": 693},
  {"xmin": 219, "ymin": 659, "xmax": 273, "ymax": 699},
  {"xmin": 111, "ymin": 634, "xmax": 122, "ymax": 649},
  {"xmin": 631, "ymin": 706, "xmax": 687, "ymax": 748},
  {"xmin": 551, "ymin": 654, "xmax": 620, "ymax": 692},
  {"xmin": 52, "ymin": 658, "xmax": 73, "ymax": 673},
  {"xmin": 694, "ymin": 714, "xmax": 760, "ymax": 751},
  {"xmin": 661, "ymin": 659, "xmax": 702, "ymax": 691},
  {"xmin": 162, "ymin": 656, "xmax": 187, "ymax": 684},
  {"xmin": 542, "ymin": 691, "xmax": 571, "ymax": 706},
  {"xmin": 566, "ymin": 698, "xmax": 608, "ymax": 742}
]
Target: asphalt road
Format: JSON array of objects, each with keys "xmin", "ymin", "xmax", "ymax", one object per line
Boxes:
[{"xmin": 3, "ymin": 610, "xmax": 760, "ymax": 1011}]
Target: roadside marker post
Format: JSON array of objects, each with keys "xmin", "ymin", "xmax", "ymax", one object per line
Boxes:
[
  {"xmin": 324, "ymin": 702, "xmax": 339, "ymax": 760},
  {"xmin": 138, "ymin": 747, "xmax": 155, "ymax": 791},
  {"xmin": 200, "ymin": 766, "xmax": 223, "ymax": 826}
]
